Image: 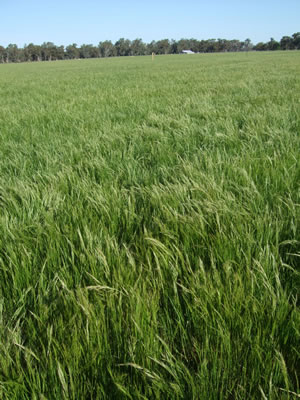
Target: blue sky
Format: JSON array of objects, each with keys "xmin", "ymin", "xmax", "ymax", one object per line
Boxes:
[{"xmin": 1, "ymin": 0, "xmax": 299, "ymax": 47}]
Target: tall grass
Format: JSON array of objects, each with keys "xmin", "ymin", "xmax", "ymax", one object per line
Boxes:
[{"xmin": 0, "ymin": 51, "xmax": 299, "ymax": 399}]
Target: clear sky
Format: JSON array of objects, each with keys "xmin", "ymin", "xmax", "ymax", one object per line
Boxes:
[{"xmin": 1, "ymin": 0, "xmax": 299, "ymax": 47}]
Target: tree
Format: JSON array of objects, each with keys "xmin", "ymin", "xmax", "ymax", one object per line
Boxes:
[
  {"xmin": 56, "ymin": 45, "xmax": 65, "ymax": 60},
  {"xmin": 169, "ymin": 39, "xmax": 178, "ymax": 54},
  {"xmin": 154, "ymin": 39, "xmax": 170, "ymax": 55},
  {"xmin": 90, "ymin": 46, "xmax": 100, "ymax": 58},
  {"xmin": 2, "ymin": 31, "xmax": 300, "ymax": 65},
  {"xmin": 267, "ymin": 38, "xmax": 280, "ymax": 51},
  {"xmin": 131, "ymin": 38, "xmax": 146, "ymax": 56},
  {"xmin": 146, "ymin": 41, "xmax": 156, "ymax": 55},
  {"xmin": 41, "ymin": 42, "xmax": 57, "ymax": 61},
  {"xmin": 254, "ymin": 42, "xmax": 267, "ymax": 51},
  {"xmin": 0, "ymin": 46, "xmax": 6, "ymax": 63},
  {"xmin": 280, "ymin": 36, "xmax": 294, "ymax": 50},
  {"xmin": 242, "ymin": 38, "xmax": 253, "ymax": 52},
  {"xmin": 292, "ymin": 32, "xmax": 300, "ymax": 49},
  {"xmin": 189, "ymin": 38, "xmax": 200, "ymax": 53},
  {"xmin": 79, "ymin": 44, "xmax": 99, "ymax": 58},
  {"xmin": 66, "ymin": 43, "xmax": 79, "ymax": 59},
  {"xmin": 227, "ymin": 39, "xmax": 242, "ymax": 52},
  {"xmin": 24, "ymin": 43, "xmax": 41, "ymax": 61},
  {"xmin": 115, "ymin": 38, "xmax": 131, "ymax": 56},
  {"xmin": 216, "ymin": 39, "xmax": 226, "ymax": 52},
  {"xmin": 6, "ymin": 44, "xmax": 19, "ymax": 62},
  {"xmin": 177, "ymin": 39, "xmax": 192, "ymax": 53},
  {"xmin": 197, "ymin": 40, "xmax": 207, "ymax": 53},
  {"xmin": 98, "ymin": 41, "xmax": 116, "ymax": 57},
  {"xmin": 206, "ymin": 39, "xmax": 217, "ymax": 52}
]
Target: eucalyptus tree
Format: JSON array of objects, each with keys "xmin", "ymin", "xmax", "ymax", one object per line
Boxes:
[
  {"xmin": 66, "ymin": 43, "xmax": 80, "ymax": 59},
  {"xmin": 115, "ymin": 38, "xmax": 132, "ymax": 56},
  {"xmin": 24, "ymin": 43, "xmax": 41, "ymax": 61},
  {"xmin": 98, "ymin": 41, "xmax": 116, "ymax": 57},
  {"xmin": 56, "ymin": 45, "xmax": 65, "ymax": 60},
  {"xmin": 176, "ymin": 39, "xmax": 191, "ymax": 53},
  {"xmin": 154, "ymin": 39, "xmax": 171, "ymax": 54},
  {"xmin": 0, "ymin": 46, "xmax": 6, "ymax": 62},
  {"xmin": 6, "ymin": 44, "xmax": 19, "ymax": 62},
  {"xmin": 292, "ymin": 32, "xmax": 300, "ymax": 49},
  {"xmin": 280, "ymin": 36, "xmax": 294, "ymax": 50},
  {"xmin": 267, "ymin": 38, "xmax": 280, "ymax": 51},
  {"xmin": 41, "ymin": 42, "xmax": 57, "ymax": 61},
  {"xmin": 243, "ymin": 38, "xmax": 252, "ymax": 51},
  {"xmin": 254, "ymin": 42, "xmax": 267, "ymax": 51},
  {"xmin": 131, "ymin": 38, "xmax": 146, "ymax": 56}
]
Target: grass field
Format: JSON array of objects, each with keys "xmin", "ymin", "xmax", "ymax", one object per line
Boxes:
[{"xmin": 0, "ymin": 52, "xmax": 299, "ymax": 399}]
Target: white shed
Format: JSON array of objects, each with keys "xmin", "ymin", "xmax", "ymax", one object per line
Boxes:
[{"xmin": 181, "ymin": 50, "xmax": 195, "ymax": 54}]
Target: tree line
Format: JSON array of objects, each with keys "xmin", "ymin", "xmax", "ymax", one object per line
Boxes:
[{"xmin": 0, "ymin": 33, "xmax": 299, "ymax": 63}]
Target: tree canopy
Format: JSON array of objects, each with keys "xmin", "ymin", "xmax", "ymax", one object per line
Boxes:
[{"xmin": 0, "ymin": 32, "xmax": 299, "ymax": 63}]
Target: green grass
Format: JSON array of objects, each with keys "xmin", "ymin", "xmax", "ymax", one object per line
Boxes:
[{"xmin": 0, "ymin": 51, "xmax": 299, "ymax": 399}]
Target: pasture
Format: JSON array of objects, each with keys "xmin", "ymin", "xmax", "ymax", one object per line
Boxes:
[{"xmin": 0, "ymin": 52, "xmax": 299, "ymax": 399}]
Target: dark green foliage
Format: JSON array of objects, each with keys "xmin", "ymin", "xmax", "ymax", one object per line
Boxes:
[{"xmin": 0, "ymin": 32, "xmax": 300, "ymax": 64}]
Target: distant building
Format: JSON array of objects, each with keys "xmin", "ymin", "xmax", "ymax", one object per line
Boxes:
[{"xmin": 181, "ymin": 50, "xmax": 195, "ymax": 54}]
